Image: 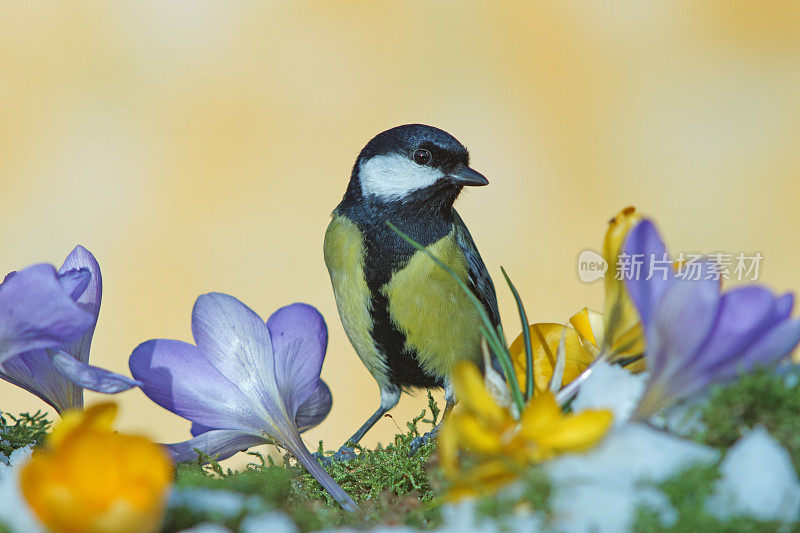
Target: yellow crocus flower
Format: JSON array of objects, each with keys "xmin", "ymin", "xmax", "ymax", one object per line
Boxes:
[
  {"xmin": 20, "ymin": 403, "xmax": 173, "ymax": 533},
  {"xmin": 509, "ymin": 307, "xmax": 603, "ymax": 393},
  {"xmin": 440, "ymin": 362, "xmax": 612, "ymax": 500},
  {"xmin": 518, "ymin": 391, "xmax": 612, "ymax": 459},
  {"xmin": 601, "ymin": 206, "xmax": 645, "ymax": 361}
]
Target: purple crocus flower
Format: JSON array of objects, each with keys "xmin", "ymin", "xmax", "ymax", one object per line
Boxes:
[
  {"xmin": 624, "ymin": 220, "xmax": 800, "ymax": 419},
  {"xmin": 129, "ymin": 293, "xmax": 357, "ymax": 512},
  {"xmin": 0, "ymin": 246, "xmax": 140, "ymax": 413}
]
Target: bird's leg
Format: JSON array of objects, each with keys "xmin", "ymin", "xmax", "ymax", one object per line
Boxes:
[
  {"xmin": 441, "ymin": 381, "xmax": 456, "ymax": 420},
  {"xmin": 331, "ymin": 386, "xmax": 401, "ymax": 462},
  {"xmin": 408, "ymin": 383, "xmax": 456, "ymax": 455}
]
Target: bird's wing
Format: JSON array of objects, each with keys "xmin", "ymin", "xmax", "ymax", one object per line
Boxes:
[{"xmin": 452, "ymin": 211, "xmax": 501, "ymax": 328}]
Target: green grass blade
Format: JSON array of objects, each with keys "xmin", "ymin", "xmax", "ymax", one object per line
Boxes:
[
  {"xmin": 493, "ymin": 322, "xmax": 525, "ymax": 410},
  {"xmin": 501, "ymin": 267, "xmax": 534, "ymax": 401}
]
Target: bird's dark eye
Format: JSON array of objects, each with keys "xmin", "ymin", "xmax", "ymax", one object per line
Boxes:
[{"xmin": 413, "ymin": 148, "xmax": 432, "ymax": 165}]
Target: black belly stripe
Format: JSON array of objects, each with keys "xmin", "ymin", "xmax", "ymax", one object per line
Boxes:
[
  {"xmin": 368, "ymin": 288, "xmax": 444, "ymax": 389},
  {"xmin": 362, "ymin": 223, "xmax": 446, "ymax": 389}
]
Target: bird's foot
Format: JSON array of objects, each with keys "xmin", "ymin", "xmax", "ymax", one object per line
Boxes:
[
  {"xmin": 409, "ymin": 426, "xmax": 440, "ymax": 456},
  {"xmin": 331, "ymin": 445, "xmax": 358, "ymax": 462},
  {"xmin": 312, "ymin": 451, "xmax": 332, "ymax": 468}
]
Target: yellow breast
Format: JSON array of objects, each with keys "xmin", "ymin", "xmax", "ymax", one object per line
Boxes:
[{"xmin": 382, "ymin": 230, "xmax": 484, "ymax": 379}]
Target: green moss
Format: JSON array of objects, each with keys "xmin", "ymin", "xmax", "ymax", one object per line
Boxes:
[
  {"xmin": 635, "ymin": 458, "xmax": 799, "ymax": 532},
  {"xmin": 0, "ymin": 412, "xmax": 49, "ymax": 533},
  {"xmin": 518, "ymin": 467, "xmax": 553, "ymax": 516},
  {"xmin": 634, "ymin": 370, "xmax": 800, "ymax": 532},
  {"xmin": 162, "ymin": 393, "xmax": 443, "ymax": 532},
  {"xmin": 658, "ymin": 463, "xmax": 718, "ymax": 512},
  {"xmin": 635, "ymin": 464, "xmax": 720, "ymax": 532},
  {"xmin": 695, "ymin": 368, "xmax": 800, "ymax": 471},
  {"xmin": 473, "ymin": 466, "xmax": 552, "ymax": 528},
  {"xmin": 0, "ymin": 411, "xmax": 50, "ymax": 458},
  {"xmin": 292, "ymin": 393, "xmax": 442, "ymax": 529}
]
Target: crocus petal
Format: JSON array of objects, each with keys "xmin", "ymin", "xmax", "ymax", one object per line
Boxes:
[
  {"xmin": 450, "ymin": 413, "xmax": 503, "ymax": 454},
  {"xmin": 59, "ymin": 246, "xmax": 102, "ymax": 365},
  {"xmin": 294, "ymin": 381, "xmax": 332, "ymax": 433},
  {"xmin": 602, "ymin": 208, "xmax": 645, "ymax": 352},
  {"xmin": 445, "ymin": 459, "xmax": 518, "ymax": 501},
  {"xmin": 190, "ymin": 422, "xmax": 216, "ymax": 437},
  {"xmin": 623, "ymin": 220, "xmax": 673, "ymax": 329},
  {"xmin": 721, "ymin": 318, "xmax": 800, "ymax": 380},
  {"xmin": 129, "ymin": 339, "xmax": 267, "ymax": 432},
  {"xmin": 438, "ymin": 421, "xmax": 459, "ymax": 476},
  {"xmin": 57, "ymin": 268, "xmax": 91, "ymax": 302},
  {"xmin": 50, "ymin": 350, "xmax": 140, "ymax": 393},
  {"xmin": 267, "ymin": 303, "xmax": 328, "ymax": 417},
  {"xmin": 452, "ymin": 362, "xmax": 508, "ymax": 426},
  {"xmin": 535, "ymin": 409, "xmax": 613, "ymax": 453},
  {"xmin": 569, "ymin": 308, "xmax": 603, "ymax": 348},
  {"xmin": 775, "ymin": 293, "xmax": 794, "ymax": 321},
  {"xmin": 49, "ymin": 402, "xmax": 119, "ymax": 447},
  {"xmin": 0, "ymin": 350, "xmax": 82, "ymax": 413},
  {"xmin": 603, "ymin": 207, "xmax": 642, "ymax": 265},
  {"xmin": 519, "ymin": 390, "xmax": 561, "ymax": 440},
  {"xmin": 0, "ymin": 264, "xmax": 94, "ymax": 364},
  {"xmin": 191, "ymin": 293, "xmax": 284, "ymax": 417},
  {"xmin": 688, "ymin": 287, "xmax": 783, "ymax": 377},
  {"xmin": 649, "ymin": 277, "xmax": 721, "ymax": 378},
  {"xmin": 164, "ymin": 429, "xmax": 267, "ymax": 463},
  {"xmin": 511, "ymin": 324, "xmax": 595, "ymax": 392}
]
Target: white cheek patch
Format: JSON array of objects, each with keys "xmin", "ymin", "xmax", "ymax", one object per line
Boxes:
[{"xmin": 359, "ymin": 154, "xmax": 445, "ymax": 200}]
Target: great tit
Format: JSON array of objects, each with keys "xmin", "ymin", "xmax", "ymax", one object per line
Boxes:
[{"xmin": 324, "ymin": 124, "xmax": 500, "ymax": 456}]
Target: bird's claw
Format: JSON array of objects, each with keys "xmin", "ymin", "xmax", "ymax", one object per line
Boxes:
[
  {"xmin": 408, "ymin": 427, "xmax": 439, "ymax": 456},
  {"xmin": 331, "ymin": 445, "xmax": 358, "ymax": 462}
]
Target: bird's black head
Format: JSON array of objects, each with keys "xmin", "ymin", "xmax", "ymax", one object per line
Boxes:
[{"xmin": 345, "ymin": 124, "xmax": 488, "ymax": 210}]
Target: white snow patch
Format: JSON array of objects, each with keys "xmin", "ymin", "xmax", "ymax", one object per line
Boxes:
[
  {"xmin": 240, "ymin": 512, "xmax": 298, "ymax": 533},
  {"xmin": 4, "ymin": 446, "xmax": 31, "ymax": 467},
  {"xmin": 570, "ymin": 361, "xmax": 647, "ymax": 426},
  {"xmin": 650, "ymin": 393, "xmax": 708, "ymax": 437},
  {"xmin": 781, "ymin": 365, "xmax": 800, "ymax": 389},
  {"xmin": 706, "ymin": 426, "xmax": 800, "ymax": 522},
  {"xmin": 0, "ymin": 446, "xmax": 45, "ymax": 533},
  {"xmin": 436, "ymin": 499, "xmax": 543, "ymax": 533},
  {"xmin": 546, "ymin": 424, "xmax": 719, "ymax": 532},
  {"xmin": 169, "ymin": 488, "xmax": 263, "ymax": 518}
]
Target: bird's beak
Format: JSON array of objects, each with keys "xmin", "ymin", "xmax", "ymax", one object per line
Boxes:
[{"xmin": 449, "ymin": 166, "xmax": 489, "ymax": 187}]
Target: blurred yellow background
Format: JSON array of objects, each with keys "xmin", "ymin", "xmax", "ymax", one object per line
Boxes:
[{"xmin": 2, "ymin": 2, "xmax": 800, "ymax": 464}]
